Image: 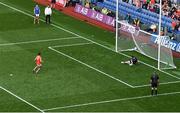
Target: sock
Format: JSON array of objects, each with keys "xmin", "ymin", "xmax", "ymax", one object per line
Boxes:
[
  {"xmin": 33, "ymin": 67, "xmax": 37, "ymax": 72},
  {"xmin": 155, "ymin": 90, "xmax": 157, "ymax": 95},
  {"xmin": 36, "ymin": 68, "xmax": 41, "ymax": 74},
  {"xmin": 151, "ymin": 90, "xmax": 154, "ymax": 95}
]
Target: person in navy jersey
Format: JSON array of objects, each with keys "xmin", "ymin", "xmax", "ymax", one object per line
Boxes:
[
  {"xmin": 150, "ymin": 72, "xmax": 159, "ymax": 95},
  {"xmin": 121, "ymin": 56, "xmax": 138, "ymax": 66},
  {"xmin": 34, "ymin": 5, "xmax": 40, "ymax": 24}
]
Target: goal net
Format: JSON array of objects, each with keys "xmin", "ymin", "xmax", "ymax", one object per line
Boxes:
[{"xmin": 115, "ymin": 2, "xmax": 176, "ymax": 69}]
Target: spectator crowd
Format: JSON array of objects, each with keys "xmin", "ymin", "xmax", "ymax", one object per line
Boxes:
[{"xmin": 67, "ymin": 0, "xmax": 179, "ymax": 40}]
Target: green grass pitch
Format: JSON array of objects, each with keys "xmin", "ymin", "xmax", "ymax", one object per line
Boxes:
[{"xmin": 0, "ymin": 0, "xmax": 180, "ymax": 112}]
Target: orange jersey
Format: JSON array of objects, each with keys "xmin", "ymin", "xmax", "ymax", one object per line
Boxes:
[{"xmin": 35, "ymin": 55, "xmax": 42, "ymax": 65}]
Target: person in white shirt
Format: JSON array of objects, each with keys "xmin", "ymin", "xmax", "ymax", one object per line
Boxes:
[{"xmin": 44, "ymin": 5, "xmax": 52, "ymax": 24}]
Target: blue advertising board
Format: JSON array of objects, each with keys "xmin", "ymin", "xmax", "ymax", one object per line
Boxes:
[{"xmin": 151, "ymin": 35, "xmax": 180, "ymax": 53}]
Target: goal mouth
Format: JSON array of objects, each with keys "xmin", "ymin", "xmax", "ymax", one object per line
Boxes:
[{"xmin": 116, "ymin": 20, "xmax": 176, "ymax": 70}]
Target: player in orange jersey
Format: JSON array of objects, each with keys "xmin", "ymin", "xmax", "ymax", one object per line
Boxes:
[{"xmin": 33, "ymin": 52, "xmax": 43, "ymax": 74}]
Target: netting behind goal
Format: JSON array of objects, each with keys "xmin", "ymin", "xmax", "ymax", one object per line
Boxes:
[{"xmin": 116, "ymin": 21, "xmax": 176, "ymax": 69}]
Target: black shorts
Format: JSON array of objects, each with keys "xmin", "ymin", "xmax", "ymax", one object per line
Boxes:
[
  {"xmin": 51, "ymin": 0, "xmax": 56, "ymax": 4},
  {"xmin": 132, "ymin": 60, "xmax": 137, "ymax": 64},
  {"xmin": 151, "ymin": 83, "xmax": 158, "ymax": 87},
  {"xmin": 130, "ymin": 59, "xmax": 137, "ymax": 64}
]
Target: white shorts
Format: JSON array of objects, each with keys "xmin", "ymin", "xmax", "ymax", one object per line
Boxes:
[{"xmin": 35, "ymin": 14, "xmax": 40, "ymax": 17}]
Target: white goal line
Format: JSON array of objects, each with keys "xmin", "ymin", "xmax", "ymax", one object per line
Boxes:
[{"xmin": 42, "ymin": 91, "xmax": 180, "ymax": 111}]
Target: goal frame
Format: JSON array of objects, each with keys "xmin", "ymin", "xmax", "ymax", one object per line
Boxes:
[{"xmin": 115, "ymin": 0, "xmax": 176, "ymax": 70}]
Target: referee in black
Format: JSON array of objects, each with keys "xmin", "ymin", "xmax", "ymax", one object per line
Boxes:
[{"xmin": 150, "ymin": 72, "xmax": 159, "ymax": 96}]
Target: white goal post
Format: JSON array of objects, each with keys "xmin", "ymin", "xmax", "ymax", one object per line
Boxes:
[{"xmin": 115, "ymin": 0, "xmax": 176, "ymax": 70}]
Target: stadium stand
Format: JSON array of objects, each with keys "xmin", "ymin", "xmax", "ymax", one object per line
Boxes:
[
  {"xmin": 97, "ymin": 0, "xmax": 172, "ymax": 29},
  {"xmin": 35, "ymin": 0, "xmax": 179, "ymax": 40},
  {"xmin": 96, "ymin": 0, "xmax": 179, "ymax": 40}
]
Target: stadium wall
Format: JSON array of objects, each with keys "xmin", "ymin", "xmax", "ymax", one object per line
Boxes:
[
  {"xmin": 34, "ymin": 0, "xmax": 114, "ymax": 31},
  {"xmin": 74, "ymin": 4, "xmax": 115, "ymax": 27}
]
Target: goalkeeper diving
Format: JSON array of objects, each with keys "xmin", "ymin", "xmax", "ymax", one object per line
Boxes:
[{"xmin": 121, "ymin": 56, "xmax": 138, "ymax": 66}]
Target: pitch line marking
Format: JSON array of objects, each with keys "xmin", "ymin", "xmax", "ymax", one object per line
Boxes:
[
  {"xmin": 51, "ymin": 42, "xmax": 93, "ymax": 48},
  {"xmin": 49, "ymin": 47, "xmax": 134, "ymax": 88},
  {"xmin": 0, "ymin": 2, "xmax": 179, "ymax": 111},
  {"xmin": 43, "ymin": 91, "xmax": 180, "ymax": 111},
  {"xmin": 133, "ymin": 80, "xmax": 180, "ymax": 88},
  {"xmin": 50, "ymin": 43, "xmax": 180, "ymax": 88},
  {"xmin": 0, "ymin": 36, "xmax": 80, "ymax": 47},
  {"xmin": 0, "ymin": 86, "xmax": 44, "ymax": 113},
  {"xmin": 0, "ymin": 1, "xmax": 178, "ymax": 111},
  {"xmin": 0, "ymin": 1, "xmax": 179, "ymax": 81}
]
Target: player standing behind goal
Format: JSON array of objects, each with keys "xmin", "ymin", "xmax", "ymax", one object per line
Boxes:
[
  {"xmin": 34, "ymin": 5, "xmax": 40, "ymax": 24},
  {"xmin": 33, "ymin": 52, "xmax": 43, "ymax": 74},
  {"xmin": 150, "ymin": 72, "xmax": 159, "ymax": 96}
]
